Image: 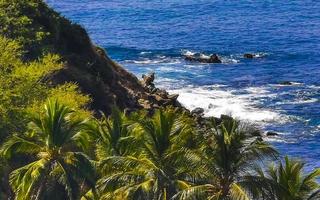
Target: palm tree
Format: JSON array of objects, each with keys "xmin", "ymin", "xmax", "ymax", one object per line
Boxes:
[
  {"xmin": 242, "ymin": 156, "xmax": 320, "ymax": 200},
  {"xmin": 193, "ymin": 117, "xmax": 278, "ymax": 200},
  {"xmin": 95, "ymin": 107, "xmax": 203, "ymax": 199},
  {"xmin": 81, "ymin": 107, "xmax": 142, "ymax": 199},
  {"xmin": 0, "ymin": 100, "xmax": 96, "ymax": 200},
  {"xmin": 85, "ymin": 106, "xmax": 139, "ymax": 158}
]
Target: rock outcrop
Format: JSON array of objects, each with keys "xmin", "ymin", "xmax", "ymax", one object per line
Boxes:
[
  {"xmin": 185, "ymin": 54, "xmax": 222, "ymax": 63},
  {"xmin": 138, "ymin": 72, "xmax": 180, "ymax": 111}
]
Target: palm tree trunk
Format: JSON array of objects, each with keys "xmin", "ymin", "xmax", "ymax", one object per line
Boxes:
[{"xmin": 220, "ymin": 177, "xmax": 231, "ymax": 199}]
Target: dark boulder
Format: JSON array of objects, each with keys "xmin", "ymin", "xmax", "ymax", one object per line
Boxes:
[
  {"xmin": 208, "ymin": 54, "xmax": 222, "ymax": 63},
  {"xmin": 266, "ymin": 131, "xmax": 279, "ymax": 136},
  {"xmin": 244, "ymin": 53, "xmax": 254, "ymax": 59}
]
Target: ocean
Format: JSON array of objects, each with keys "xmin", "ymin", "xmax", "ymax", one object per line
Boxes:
[{"xmin": 46, "ymin": 0, "xmax": 320, "ymax": 170}]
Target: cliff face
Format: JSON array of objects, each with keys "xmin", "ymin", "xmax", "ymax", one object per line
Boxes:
[{"xmin": 0, "ymin": 0, "xmax": 178, "ymax": 114}]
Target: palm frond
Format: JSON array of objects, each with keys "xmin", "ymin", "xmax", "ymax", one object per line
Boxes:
[
  {"xmin": 9, "ymin": 159, "xmax": 49, "ymax": 200},
  {"xmin": 1, "ymin": 134, "xmax": 42, "ymax": 158},
  {"xmin": 229, "ymin": 183, "xmax": 250, "ymax": 200}
]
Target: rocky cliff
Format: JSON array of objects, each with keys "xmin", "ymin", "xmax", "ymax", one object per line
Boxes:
[{"xmin": 0, "ymin": 0, "xmax": 179, "ymax": 114}]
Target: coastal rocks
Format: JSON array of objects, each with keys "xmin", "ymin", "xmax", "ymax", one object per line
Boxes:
[
  {"xmin": 138, "ymin": 98, "xmax": 153, "ymax": 110},
  {"xmin": 243, "ymin": 53, "xmax": 266, "ymax": 59},
  {"xmin": 137, "ymin": 72, "xmax": 180, "ymax": 111},
  {"xmin": 151, "ymin": 93, "xmax": 178, "ymax": 106},
  {"xmin": 185, "ymin": 54, "xmax": 222, "ymax": 63},
  {"xmin": 141, "ymin": 72, "xmax": 155, "ymax": 88},
  {"xmin": 243, "ymin": 53, "xmax": 254, "ymax": 59},
  {"xmin": 208, "ymin": 54, "xmax": 222, "ymax": 63},
  {"xmin": 167, "ymin": 94, "xmax": 179, "ymax": 102},
  {"xmin": 191, "ymin": 107, "xmax": 205, "ymax": 116}
]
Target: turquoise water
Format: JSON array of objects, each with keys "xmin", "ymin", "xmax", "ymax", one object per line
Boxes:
[{"xmin": 46, "ymin": 0, "xmax": 320, "ymax": 170}]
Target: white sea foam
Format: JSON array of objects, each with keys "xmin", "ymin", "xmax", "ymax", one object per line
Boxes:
[
  {"xmin": 245, "ymin": 87, "xmax": 269, "ymax": 94},
  {"xmin": 263, "ymin": 137, "xmax": 290, "ymax": 143},
  {"xmin": 220, "ymin": 57, "xmax": 240, "ymax": 64},
  {"xmin": 140, "ymin": 51, "xmax": 152, "ymax": 55},
  {"xmin": 129, "ymin": 58, "xmax": 181, "ymax": 65},
  {"xmin": 199, "ymin": 54, "xmax": 210, "ymax": 59},
  {"xmin": 132, "ymin": 60, "xmax": 162, "ymax": 64},
  {"xmin": 307, "ymin": 85, "xmax": 320, "ymax": 89},
  {"xmin": 157, "ymin": 66, "xmax": 186, "ymax": 73},
  {"xmin": 156, "ymin": 78, "xmax": 190, "ymax": 90},
  {"xmin": 181, "ymin": 50, "xmax": 196, "ymax": 56},
  {"xmin": 167, "ymin": 85, "xmax": 285, "ymax": 124},
  {"xmin": 252, "ymin": 52, "xmax": 268, "ymax": 58},
  {"xmin": 275, "ymin": 98, "xmax": 318, "ymax": 105}
]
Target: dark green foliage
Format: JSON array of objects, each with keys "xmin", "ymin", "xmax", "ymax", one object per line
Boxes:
[{"xmin": 91, "ymin": 107, "xmax": 204, "ymax": 199}]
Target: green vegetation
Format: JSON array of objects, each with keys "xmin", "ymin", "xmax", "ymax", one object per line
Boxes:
[
  {"xmin": 0, "ymin": 0, "xmax": 319, "ymax": 200},
  {"xmin": 1, "ymin": 100, "xmax": 95, "ymax": 200},
  {"xmin": 0, "ymin": 35, "xmax": 90, "ymax": 200},
  {"xmin": 1, "ymin": 100, "xmax": 319, "ymax": 200},
  {"xmin": 0, "ymin": 36, "xmax": 90, "ymax": 139}
]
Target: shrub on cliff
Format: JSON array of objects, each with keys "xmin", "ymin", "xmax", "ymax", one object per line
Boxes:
[{"xmin": 0, "ymin": 36, "xmax": 90, "ymax": 138}]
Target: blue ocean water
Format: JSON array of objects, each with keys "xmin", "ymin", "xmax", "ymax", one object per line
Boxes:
[{"xmin": 46, "ymin": 0, "xmax": 320, "ymax": 169}]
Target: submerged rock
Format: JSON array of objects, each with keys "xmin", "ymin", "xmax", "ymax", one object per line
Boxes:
[
  {"xmin": 279, "ymin": 81, "xmax": 293, "ymax": 85},
  {"xmin": 266, "ymin": 131, "xmax": 279, "ymax": 136}
]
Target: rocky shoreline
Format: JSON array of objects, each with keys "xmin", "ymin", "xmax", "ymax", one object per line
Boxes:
[{"xmin": 136, "ymin": 72, "xmax": 281, "ymax": 139}]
